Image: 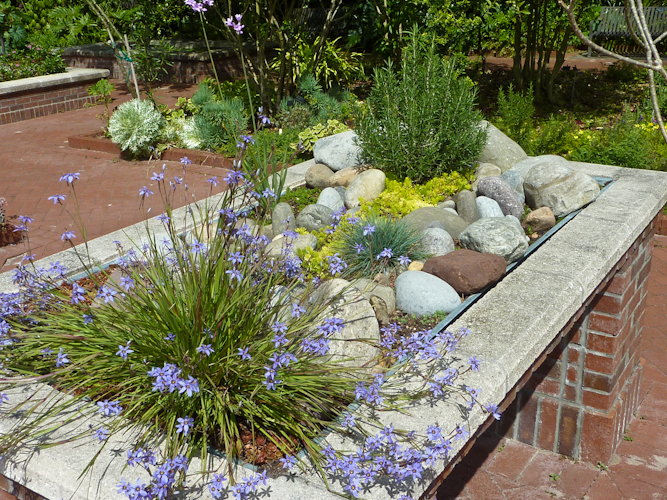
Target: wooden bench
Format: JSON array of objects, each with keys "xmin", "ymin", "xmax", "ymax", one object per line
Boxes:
[{"xmin": 588, "ymin": 6, "xmax": 667, "ymax": 57}]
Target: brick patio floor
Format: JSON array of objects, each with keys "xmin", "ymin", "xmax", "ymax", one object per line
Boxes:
[
  {"xmin": 0, "ymin": 80, "xmax": 230, "ymax": 272},
  {"xmin": 435, "ymin": 235, "xmax": 667, "ymax": 500}
]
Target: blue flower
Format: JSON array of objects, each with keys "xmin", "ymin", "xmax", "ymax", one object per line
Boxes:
[
  {"xmin": 150, "ymin": 172, "xmax": 164, "ymax": 182},
  {"xmin": 93, "ymin": 426, "xmax": 109, "ymax": 442},
  {"xmin": 291, "ymin": 303, "xmax": 305, "ymax": 318},
  {"xmin": 97, "ymin": 285, "xmax": 117, "ymax": 303},
  {"xmin": 55, "ymin": 348, "xmax": 69, "ymax": 367},
  {"xmin": 354, "ymin": 243, "xmax": 365, "ymax": 254},
  {"xmin": 83, "ymin": 314, "xmax": 94, "ymax": 325},
  {"xmin": 398, "ymin": 255, "xmax": 411, "ymax": 266},
  {"xmin": 377, "ymin": 247, "xmax": 393, "ymax": 259},
  {"xmin": 164, "ymin": 332, "xmax": 176, "ymax": 341},
  {"xmin": 176, "ymin": 416, "xmax": 194, "ymax": 435},
  {"xmin": 139, "ymin": 186, "xmax": 154, "ymax": 197},
  {"xmin": 237, "ymin": 347, "xmax": 251, "ymax": 360},
  {"xmin": 207, "ymin": 176, "xmax": 219, "ymax": 186},
  {"xmin": 280, "ymin": 455, "xmax": 297, "ymax": 470},
  {"xmin": 362, "ymin": 224, "xmax": 375, "ymax": 236},
  {"xmin": 116, "ymin": 342, "xmax": 134, "ymax": 361},
  {"xmin": 468, "ymin": 356, "xmax": 481, "ymax": 371},
  {"xmin": 47, "ymin": 194, "xmax": 66, "ymax": 204},
  {"xmin": 484, "ymin": 403, "xmax": 501, "ymax": 420},
  {"xmin": 61, "ymin": 230, "xmax": 76, "ymax": 241},
  {"xmin": 196, "ymin": 344, "xmax": 214, "ymax": 356}
]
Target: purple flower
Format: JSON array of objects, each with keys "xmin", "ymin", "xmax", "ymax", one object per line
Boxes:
[
  {"xmin": 130, "ymin": 479, "xmax": 149, "ymax": 498},
  {"xmin": 176, "ymin": 416, "xmax": 194, "ymax": 435},
  {"xmin": 178, "ymin": 376, "xmax": 200, "ymax": 397},
  {"xmin": 93, "ymin": 426, "xmax": 109, "ymax": 442},
  {"xmin": 180, "ymin": 156, "xmax": 192, "ymax": 166},
  {"xmin": 280, "ymin": 455, "xmax": 297, "ymax": 470},
  {"xmin": 257, "ymin": 106, "xmax": 270, "ymax": 125},
  {"xmin": 398, "ymin": 255, "xmax": 411, "ymax": 266},
  {"xmin": 484, "ymin": 403, "xmax": 502, "ymax": 420},
  {"xmin": 196, "ymin": 344, "xmax": 214, "ymax": 356},
  {"xmin": 56, "ymin": 348, "xmax": 69, "ymax": 367},
  {"xmin": 59, "ymin": 172, "xmax": 80, "ymax": 185},
  {"xmin": 97, "ymin": 285, "xmax": 117, "ymax": 303},
  {"xmin": 18, "ymin": 215, "xmax": 34, "ymax": 225},
  {"xmin": 237, "ymin": 347, "xmax": 251, "ymax": 360},
  {"xmin": 150, "ymin": 172, "xmax": 164, "ymax": 182},
  {"xmin": 164, "ymin": 332, "xmax": 176, "ymax": 341},
  {"xmin": 116, "ymin": 341, "xmax": 134, "ymax": 361},
  {"xmin": 454, "ymin": 424, "xmax": 469, "ymax": 441},
  {"xmin": 0, "ymin": 393, "xmax": 8, "ymax": 405},
  {"xmin": 327, "ymin": 253, "xmax": 347, "ymax": 276},
  {"xmin": 41, "ymin": 347, "xmax": 54, "ymax": 357},
  {"xmin": 97, "ymin": 399, "xmax": 123, "ymax": 416},
  {"xmin": 207, "ymin": 176, "xmax": 219, "ymax": 186},
  {"xmin": 291, "ymin": 303, "xmax": 305, "ymax": 318},
  {"xmin": 377, "ymin": 247, "xmax": 393, "ymax": 259},
  {"xmin": 208, "ymin": 473, "xmax": 226, "ymax": 498},
  {"xmin": 48, "ymin": 194, "xmax": 66, "ymax": 204},
  {"xmin": 468, "ymin": 356, "xmax": 481, "ymax": 371},
  {"xmin": 262, "ymin": 188, "xmax": 276, "ymax": 199},
  {"xmin": 362, "ymin": 224, "xmax": 375, "ymax": 236},
  {"xmin": 354, "ymin": 243, "xmax": 365, "ymax": 254},
  {"xmin": 139, "ymin": 186, "xmax": 154, "ymax": 197},
  {"xmin": 225, "ymin": 269, "xmax": 243, "ymax": 282},
  {"xmin": 83, "ymin": 314, "xmax": 94, "ymax": 325},
  {"xmin": 61, "ymin": 230, "xmax": 76, "ymax": 241}
]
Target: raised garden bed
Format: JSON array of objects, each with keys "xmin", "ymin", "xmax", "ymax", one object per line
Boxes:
[
  {"xmin": 0, "ymin": 68, "xmax": 109, "ymax": 125},
  {"xmin": 68, "ymin": 132, "xmax": 235, "ymax": 169},
  {"xmin": 0, "ymin": 152, "xmax": 664, "ymax": 500}
]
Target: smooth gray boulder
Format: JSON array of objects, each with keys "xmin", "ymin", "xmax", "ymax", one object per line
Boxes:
[
  {"xmin": 402, "ymin": 207, "xmax": 469, "ymax": 240},
  {"xmin": 313, "ymin": 130, "xmax": 362, "ymax": 172},
  {"xmin": 438, "ymin": 200, "xmax": 456, "ymax": 210},
  {"xmin": 296, "ymin": 204, "xmax": 334, "ymax": 232},
  {"xmin": 272, "ymin": 202, "xmax": 296, "ymax": 236},
  {"xmin": 458, "ymin": 216, "xmax": 529, "ymax": 264},
  {"xmin": 476, "ymin": 176, "xmax": 524, "ymax": 220},
  {"xmin": 265, "ymin": 233, "xmax": 317, "ymax": 258},
  {"xmin": 499, "ymin": 169, "xmax": 525, "ymax": 205},
  {"xmin": 351, "ymin": 278, "xmax": 396, "ymax": 313},
  {"xmin": 477, "ymin": 121, "xmax": 528, "ymax": 172},
  {"xmin": 443, "ymin": 207, "xmax": 458, "ymax": 216},
  {"xmin": 312, "ymin": 279, "xmax": 380, "ymax": 368},
  {"xmin": 524, "ymin": 162, "xmax": 600, "ymax": 217},
  {"xmin": 475, "ymin": 162, "xmax": 502, "ymax": 179},
  {"xmin": 317, "ymin": 187, "xmax": 345, "ymax": 212},
  {"xmin": 421, "ymin": 227, "xmax": 455, "ymax": 257},
  {"xmin": 395, "ymin": 271, "xmax": 461, "ymax": 317},
  {"xmin": 344, "ymin": 169, "xmax": 386, "ymax": 208},
  {"xmin": 333, "ymin": 186, "xmax": 346, "ymax": 201},
  {"xmin": 476, "ymin": 196, "xmax": 505, "ymax": 218},
  {"xmin": 305, "ymin": 163, "xmax": 334, "ymax": 188},
  {"xmin": 455, "ymin": 190, "xmax": 481, "ymax": 224}
]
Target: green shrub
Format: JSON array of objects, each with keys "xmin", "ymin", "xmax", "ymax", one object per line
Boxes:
[
  {"xmin": 333, "ymin": 213, "xmax": 427, "ymax": 278},
  {"xmin": 356, "ymin": 29, "xmax": 487, "ymax": 184},
  {"xmin": 293, "ymin": 119, "xmax": 349, "ymax": 153},
  {"xmin": 528, "ymin": 115, "xmax": 579, "ymax": 156},
  {"xmin": 568, "ymin": 114, "xmax": 659, "ymax": 170},
  {"xmin": 496, "ymin": 83, "xmax": 534, "ymax": 151},
  {"xmin": 108, "ymin": 98, "xmax": 164, "ymax": 157},
  {"xmin": 279, "ymin": 185, "xmax": 320, "ymax": 213},
  {"xmin": 0, "ymin": 44, "xmax": 66, "ymax": 82}
]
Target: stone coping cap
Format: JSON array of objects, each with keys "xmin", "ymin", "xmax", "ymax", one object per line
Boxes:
[
  {"xmin": 1, "ymin": 158, "xmax": 667, "ymax": 500},
  {"xmin": 0, "ymin": 68, "xmax": 110, "ymax": 97}
]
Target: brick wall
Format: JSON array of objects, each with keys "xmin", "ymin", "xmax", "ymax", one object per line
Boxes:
[
  {"xmin": 422, "ymin": 211, "xmax": 657, "ymax": 498},
  {"xmin": 0, "ymin": 474, "xmax": 45, "ymax": 500},
  {"xmin": 493, "ymin": 211, "xmax": 656, "ymax": 463},
  {"xmin": 0, "ymin": 82, "xmax": 97, "ymax": 125}
]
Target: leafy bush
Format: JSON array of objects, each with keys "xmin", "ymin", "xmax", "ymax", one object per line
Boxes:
[
  {"xmin": 0, "ymin": 44, "xmax": 66, "ymax": 82},
  {"xmin": 528, "ymin": 115, "xmax": 580, "ymax": 156},
  {"xmin": 108, "ymin": 98, "xmax": 164, "ymax": 157},
  {"xmin": 356, "ymin": 29, "xmax": 487, "ymax": 184},
  {"xmin": 368, "ymin": 173, "xmax": 472, "ymax": 218},
  {"xmin": 333, "ymin": 213, "xmax": 427, "ymax": 278},
  {"xmin": 279, "ymin": 185, "xmax": 320, "ymax": 213},
  {"xmin": 293, "ymin": 119, "xmax": 349, "ymax": 153},
  {"xmin": 569, "ymin": 114, "xmax": 667, "ymax": 171},
  {"xmin": 496, "ymin": 84, "xmax": 534, "ymax": 151}
]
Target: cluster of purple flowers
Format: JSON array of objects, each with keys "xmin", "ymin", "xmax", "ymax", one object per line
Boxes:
[
  {"xmin": 184, "ymin": 0, "xmax": 214, "ymax": 13},
  {"xmin": 224, "ymin": 13, "xmax": 244, "ymax": 34},
  {"xmin": 209, "ymin": 471, "xmax": 268, "ymax": 500},
  {"xmin": 147, "ymin": 363, "xmax": 200, "ymax": 396},
  {"xmin": 119, "ymin": 450, "xmax": 188, "ymax": 500}
]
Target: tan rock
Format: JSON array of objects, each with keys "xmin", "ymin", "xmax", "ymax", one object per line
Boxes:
[
  {"xmin": 524, "ymin": 206, "xmax": 556, "ymax": 232},
  {"xmin": 408, "ymin": 261, "xmax": 424, "ymax": 271},
  {"xmin": 330, "ymin": 166, "xmax": 360, "ymax": 187}
]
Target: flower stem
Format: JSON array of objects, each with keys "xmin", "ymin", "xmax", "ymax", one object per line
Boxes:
[{"xmin": 200, "ymin": 11, "xmax": 223, "ymax": 99}]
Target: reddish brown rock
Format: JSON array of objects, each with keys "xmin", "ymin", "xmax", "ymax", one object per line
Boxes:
[{"xmin": 422, "ymin": 249, "xmax": 506, "ymax": 295}]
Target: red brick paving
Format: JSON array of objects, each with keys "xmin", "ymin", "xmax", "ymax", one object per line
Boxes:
[
  {"xmin": 435, "ymin": 235, "xmax": 667, "ymax": 500},
  {"xmin": 0, "ymin": 80, "xmax": 230, "ymax": 272}
]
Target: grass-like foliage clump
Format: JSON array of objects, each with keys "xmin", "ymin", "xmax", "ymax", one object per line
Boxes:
[
  {"xmin": 357, "ymin": 28, "xmax": 487, "ymax": 183},
  {"xmin": 333, "ymin": 212, "xmax": 427, "ymax": 278},
  {"xmin": 0, "ymin": 167, "xmax": 365, "ymax": 477},
  {"xmin": 108, "ymin": 98, "xmax": 165, "ymax": 157}
]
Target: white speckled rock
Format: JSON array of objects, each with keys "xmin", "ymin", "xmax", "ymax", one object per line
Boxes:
[
  {"xmin": 458, "ymin": 216, "xmax": 529, "ymax": 264},
  {"xmin": 476, "ymin": 196, "xmax": 505, "ymax": 218},
  {"xmin": 420, "ymin": 227, "xmax": 455, "ymax": 257}
]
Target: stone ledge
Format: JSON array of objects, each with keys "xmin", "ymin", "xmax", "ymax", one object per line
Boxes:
[
  {"xmin": 0, "ymin": 68, "xmax": 110, "ymax": 97},
  {"xmin": 0, "ymin": 160, "xmax": 666, "ymax": 500}
]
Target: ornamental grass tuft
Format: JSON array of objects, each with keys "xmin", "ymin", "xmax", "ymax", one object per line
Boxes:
[{"xmin": 333, "ymin": 212, "xmax": 427, "ymax": 278}]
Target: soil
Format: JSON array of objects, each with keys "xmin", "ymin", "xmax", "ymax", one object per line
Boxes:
[{"xmin": 0, "ymin": 223, "xmax": 24, "ymax": 247}]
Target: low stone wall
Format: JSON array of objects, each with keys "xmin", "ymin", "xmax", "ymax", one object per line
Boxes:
[{"xmin": 0, "ymin": 68, "xmax": 109, "ymax": 125}]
